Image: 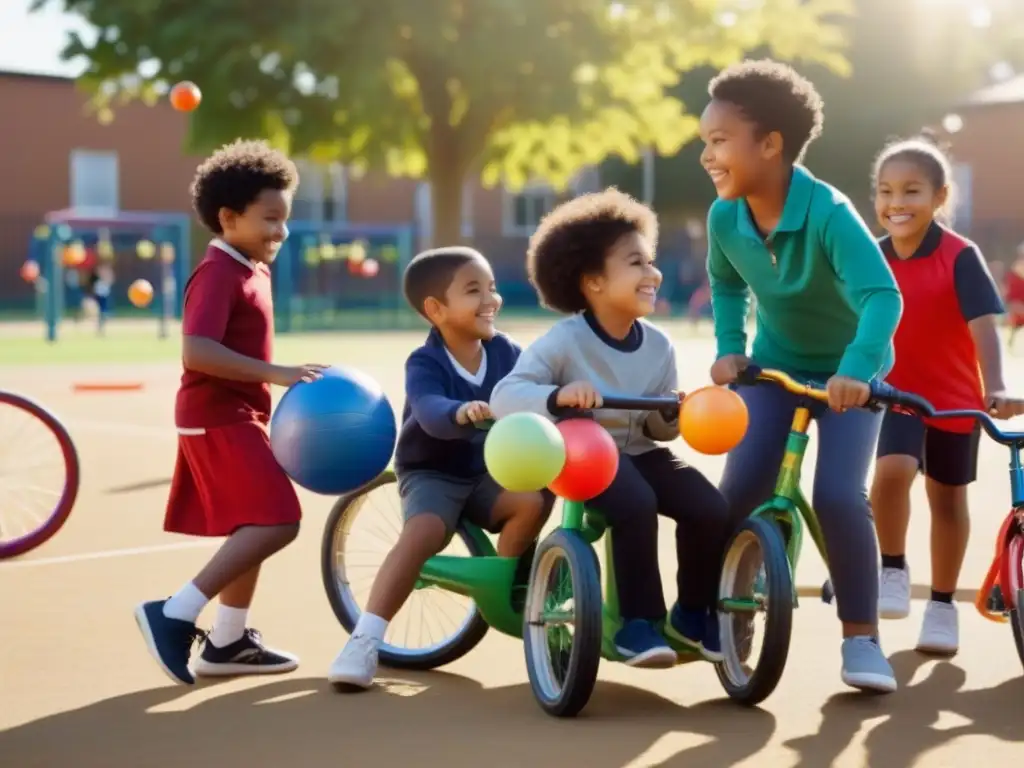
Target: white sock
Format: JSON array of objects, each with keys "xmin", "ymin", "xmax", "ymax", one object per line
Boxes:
[
  {"xmin": 208, "ymin": 605, "xmax": 248, "ymax": 648},
  {"xmin": 354, "ymin": 612, "xmax": 388, "ymax": 643},
  {"xmin": 162, "ymin": 582, "xmax": 209, "ymax": 623}
]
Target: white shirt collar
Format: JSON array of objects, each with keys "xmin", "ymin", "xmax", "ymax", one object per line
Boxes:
[{"xmin": 211, "ymin": 238, "xmax": 257, "ymax": 272}]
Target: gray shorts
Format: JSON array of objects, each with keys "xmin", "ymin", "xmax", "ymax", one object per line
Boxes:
[{"xmin": 397, "ymin": 470, "xmax": 503, "ymax": 536}]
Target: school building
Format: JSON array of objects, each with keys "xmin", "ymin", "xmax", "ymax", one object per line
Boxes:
[
  {"xmin": 948, "ymin": 73, "xmax": 1024, "ymax": 262},
  {"xmin": 0, "ymin": 69, "xmax": 613, "ymax": 309},
  {"xmin": 4, "ymin": 67, "xmax": 1016, "ymax": 311}
]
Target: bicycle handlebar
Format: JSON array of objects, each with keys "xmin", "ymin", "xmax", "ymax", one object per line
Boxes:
[
  {"xmin": 867, "ymin": 380, "xmax": 1024, "ymax": 446},
  {"xmin": 736, "ymin": 364, "xmax": 1024, "ymax": 447},
  {"xmin": 735, "ymin": 365, "xmax": 830, "ymax": 404},
  {"xmin": 597, "ymin": 395, "xmax": 680, "ymax": 411}
]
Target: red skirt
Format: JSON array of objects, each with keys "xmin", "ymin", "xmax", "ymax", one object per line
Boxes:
[{"xmin": 165, "ymin": 421, "xmax": 301, "ymax": 537}]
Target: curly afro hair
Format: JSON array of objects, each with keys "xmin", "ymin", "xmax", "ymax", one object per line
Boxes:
[
  {"xmin": 708, "ymin": 59, "xmax": 824, "ymax": 164},
  {"xmin": 190, "ymin": 139, "xmax": 299, "ymax": 234},
  {"xmin": 527, "ymin": 188, "xmax": 658, "ymax": 315},
  {"xmin": 403, "ymin": 246, "xmax": 486, "ymax": 319}
]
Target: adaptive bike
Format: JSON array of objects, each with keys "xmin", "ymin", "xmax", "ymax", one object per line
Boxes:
[
  {"xmin": 0, "ymin": 390, "xmax": 81, "ymax": 559},
  {"xmin": 860, "ymin": 383, "xmax": 1024, "ymax": 670}
]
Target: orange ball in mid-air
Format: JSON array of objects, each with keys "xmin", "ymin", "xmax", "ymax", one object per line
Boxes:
[
  {"xmin": 679, "ymin": 385, "xmax": 749, "ymax": 455},
  {"xmin": 128, "ymin": 279, "xmax": 154, "ymax": 308},
  {"xmin": 20, "ymin": 260, "xmax": 40, "ymax": 283},
  {"xmin": 169, "ymin": 81, "xmax": 201, "ymax": 112}
]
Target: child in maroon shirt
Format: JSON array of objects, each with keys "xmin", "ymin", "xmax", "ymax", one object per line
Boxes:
[
  {"xmin": 871, "ymin": 134, "xmax": 1024, "ymax": 655},
  {"xmin": 135, "ymin": 140, "xmax": 325, "ymax": 685}
]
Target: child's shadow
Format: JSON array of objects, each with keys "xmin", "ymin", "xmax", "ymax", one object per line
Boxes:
[
  {"xmin": 0, "ymin": 672, "xmax": 777, "ymax": 768},
  {"xmin": 785, "ymin": 649, "xmax": 1024, "ymax": 767}
]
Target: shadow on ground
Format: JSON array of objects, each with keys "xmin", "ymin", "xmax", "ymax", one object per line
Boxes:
[
  {"xmin": 0, "ymin": 673, "xmax": 774, "ymax": 768},
  {"xmin": 785, "ymin": 649, "xmax": 1024, "ymax": 767},
  {"xmin": 105, "ymin": 477, "xmax": 172, "ymax": 495},
  {"xmin": 3, "ymin": 652, "xmax": 1022, "ymax": 767}
]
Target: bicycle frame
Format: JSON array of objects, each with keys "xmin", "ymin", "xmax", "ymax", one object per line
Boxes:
[
  {"xmin": 733, "ymin": 368, "xmax": 836, "ymax": 604},
  {"xmin": 853, "ymin": 378, "xmax": 1024, "ymax": 624},
  {"xmin": 975, "ymin": 446, "xmax": 1024, "ymax": 623}
]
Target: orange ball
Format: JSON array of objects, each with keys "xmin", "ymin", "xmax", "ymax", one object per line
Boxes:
[
  {"xmin": 20, "ymin": 260, "xmax": 40, "ymax": 283},
  {"xmin": 680, "ymin": 385, "xmax": 749, "ymax": 455},
  {"xmin": 169, "ymin": 81, "xmax": 201, "ymax": 112},
  {"xmin": 128, "ymin": 279, "xmax": 154, "ymax": 308}
]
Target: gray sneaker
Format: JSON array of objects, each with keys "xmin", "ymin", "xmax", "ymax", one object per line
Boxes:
[{"xmin": 841, "ymin": 637, "xmax": 897, "ymax": 693}]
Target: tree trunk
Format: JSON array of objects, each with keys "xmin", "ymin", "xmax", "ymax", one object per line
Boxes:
[{"xmin": 428, "ymin": 163, "xmax": 465, "ymax": 249}]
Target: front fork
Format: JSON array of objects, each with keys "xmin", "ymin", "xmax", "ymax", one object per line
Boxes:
[{"xmin": 978, "ymin": 505, "xmax": 1024, "ymax": 621}]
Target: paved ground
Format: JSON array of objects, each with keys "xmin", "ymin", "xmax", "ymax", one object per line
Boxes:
[{"xmin": 2, "ymin": 321, "xmax": 1023, "ymax": 767}]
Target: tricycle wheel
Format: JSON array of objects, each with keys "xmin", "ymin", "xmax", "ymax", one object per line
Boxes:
[
  {"xmin": 715, "ymin": 516, "xmax": 793, "ymax": 705},
  {"xmin": 321, "ymin": 470, "xmax": 489, "ymax": 670},
  {"xmin": 523, "ymin": 528, "xmax": 603, "ymax": 718}
]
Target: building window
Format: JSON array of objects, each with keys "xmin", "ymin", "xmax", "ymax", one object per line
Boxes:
[
  {"xmin": 70, "ymin": 150, "xmax": 119, "ymax": 212},
  {"xmin": 292, "ymin": 160, "xmax": 347, "ymax": 223},
  {"xmin": 502, "ymin": 184, "xmax": 557, "ymax": 237}
]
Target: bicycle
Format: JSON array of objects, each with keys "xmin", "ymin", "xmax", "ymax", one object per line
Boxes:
[
  {"xmin": 0, "ymin": 390, "xmax": 81, "ymax": 559},
  {"xmin": 323, "ymin": 390, "xmax": 807, "ymax": 717},
  {"xmin": 859, "ymin": 382, "xmax": 1024, "ymax": 670}
]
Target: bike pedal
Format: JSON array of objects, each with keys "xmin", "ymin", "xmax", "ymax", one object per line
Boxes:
[
  {"xmin": 821, "ymin": 579, "xmax": 834, "ymax": 605},
  {"xmin": 987, "ymin": 585, "xmax": 1006, "ymax": 613}
]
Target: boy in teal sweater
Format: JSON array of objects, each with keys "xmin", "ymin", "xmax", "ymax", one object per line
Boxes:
[{"xmin": 699, "ymin": 60, "xmax": 903, "ymax": 693}]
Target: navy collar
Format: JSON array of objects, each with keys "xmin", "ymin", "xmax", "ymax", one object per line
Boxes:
[
  {"xmin": 880, "ymin": 221, "xmax": 944, "ymax": 261},
  {"xmin": 583, "ymin": 311, "xmax": 643, "ymax": 352}
]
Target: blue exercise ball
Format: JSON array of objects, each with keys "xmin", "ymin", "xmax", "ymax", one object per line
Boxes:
[{"xmin": 270, "ymin": 365, "xmax": 396, "ymax": 495}]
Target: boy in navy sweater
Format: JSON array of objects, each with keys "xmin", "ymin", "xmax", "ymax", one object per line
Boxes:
[{"xmin": 328, "ymin": 246, "xmax": 551, "ymax": 689}]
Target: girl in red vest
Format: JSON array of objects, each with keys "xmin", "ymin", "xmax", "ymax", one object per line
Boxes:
[{"xmin": 871, "ymin": 131, "xmax": 1024, "ymax": 656}]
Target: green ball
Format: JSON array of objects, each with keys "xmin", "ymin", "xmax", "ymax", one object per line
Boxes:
[{"xmin": 484, "ymin": 412, "xmax": 566, "ymax": 492}]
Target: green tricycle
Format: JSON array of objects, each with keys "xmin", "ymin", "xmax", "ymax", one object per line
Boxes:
[{"xmin": 320, "ymin": 366, "xmax": 866, "ymax": 717}]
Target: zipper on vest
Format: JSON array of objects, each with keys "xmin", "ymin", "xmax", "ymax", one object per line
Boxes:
[{"xmin": 765, "ymin": 237, "xmax": 777, "ymax": 268}]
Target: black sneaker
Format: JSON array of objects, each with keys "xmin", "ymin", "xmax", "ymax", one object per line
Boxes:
[
  {"xmin": 133, "ymin": 599, "xmax": 206, "ymax": 685},
  {"xmin": 193, "ymin": 628, "xmax": 299, "ymax": 678}
]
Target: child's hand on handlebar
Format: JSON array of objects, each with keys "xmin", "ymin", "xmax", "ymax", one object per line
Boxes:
[
  {"xmin": 710, "ymin": 354, "xmax": 751, "ymax": 386},
  {"xmin": 825, "ymin": 375, "xmax": 870, "ymax": 412},
  {"xmin": 556, "ymin": 381, "xmax": 603, "ymax": 409},
  {"xmin": 456, "ymin": 400, "xmax": 493, "ymax": 424},
  {"xmin": 987, "ymin": 391, "xmax": 1024, "ymax": 420}
]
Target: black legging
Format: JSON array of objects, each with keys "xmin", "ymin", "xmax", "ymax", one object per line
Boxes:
[{"xmin": 588, "ymin": 447, "xmax": 731, "ymax": 621}]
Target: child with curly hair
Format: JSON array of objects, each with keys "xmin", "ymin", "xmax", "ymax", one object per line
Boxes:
[
  {"xmin": 490, "ymin": 189, "xmax": 731, "ymax": 668},
  {"xmin": 700, "ymin": 60, "xmax": 903, "ymax": 692},
  {"xmin": 135, "ymin": 140, "xmax": 326, "ymax": 685}
]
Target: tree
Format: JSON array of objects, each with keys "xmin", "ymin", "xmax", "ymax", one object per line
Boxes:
[
  {"xmin": 608, "ymin": 0, "xmax": 1024, "ymax": 218},
  {"xmin": 36, "ymin": 0, "xmax": 853, "ymax": 244}
]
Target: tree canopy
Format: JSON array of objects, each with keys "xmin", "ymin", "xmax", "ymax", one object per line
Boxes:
[
  {"xmin": 606, "ymin": 0, "xmax": 1024, "ymax": 219},
  {"xmin": 36, "ymin": 0, "xmax": 853, "ymax": 242}
]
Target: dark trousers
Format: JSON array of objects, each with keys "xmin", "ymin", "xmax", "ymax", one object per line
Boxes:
[
  {"xmin": 718, "ymin": 382, "xmax": 883, "ymax": 624},
  {"xmin": 588, "ymin": 447, "xmax": 731, "ymax": 621}
]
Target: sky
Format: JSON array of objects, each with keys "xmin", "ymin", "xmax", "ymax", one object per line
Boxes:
[{"xmin": 0, "ymin": 0, "xmax": 91, "ymax": 77}]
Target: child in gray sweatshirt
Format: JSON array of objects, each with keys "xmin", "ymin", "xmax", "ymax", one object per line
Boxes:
[{"xmin": 490, "ymin": 189, "xmax": 731, "ymax": 668}]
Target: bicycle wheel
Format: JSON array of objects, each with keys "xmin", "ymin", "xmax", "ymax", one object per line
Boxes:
[
  {"xmin": 523, "ymin": 528, "xmax": 603, "ymax": 718},
  {"xmin": 716, "ymin": 516, "xmax": 793, "ymax": 705},
  {"xmin": 1005, "ymin": 532, "xmax": 1024, "ymax": 671},
  {"xmin": 0, "ymin": 391, "xmax": 80, "ymax": 560},
  {"xmin": 320, "ymin": 470, "xmax": 490, "ymax": 670}
]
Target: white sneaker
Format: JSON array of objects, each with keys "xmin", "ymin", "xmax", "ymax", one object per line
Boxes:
[
  {"xmin": 916, "ymin": 601, "xmax": 959, "ymax": 656},
  {"xmin": 878, "ymin": 566, "xmax": 911, "ymax": 619},
  {"xmin": 327, "ymin": 634, "xmax": 379, "ymax": 689}
]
